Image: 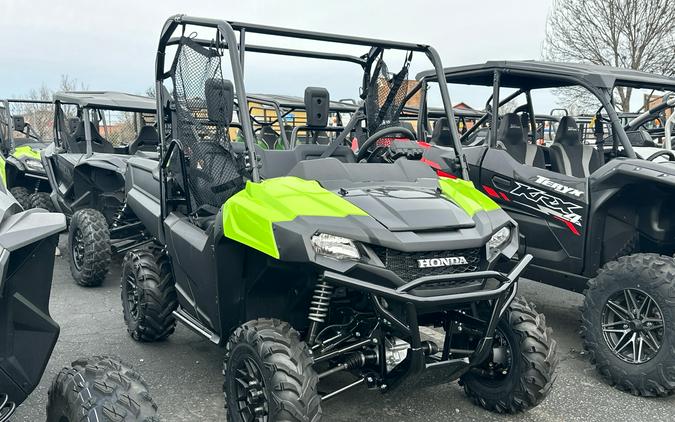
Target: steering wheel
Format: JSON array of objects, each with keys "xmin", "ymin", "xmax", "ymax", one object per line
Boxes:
[
  {"xmin": 355, "ymin": 126, "xmax": 416, "ymax": 162},
  {"xmin": 645, "ymin": 150, "xmax": 675, "ymax": 162}
]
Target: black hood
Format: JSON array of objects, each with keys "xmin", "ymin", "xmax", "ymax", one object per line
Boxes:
[{"xmin": 342, "ymin": 186, "xmax": 475, "ymax": 232}]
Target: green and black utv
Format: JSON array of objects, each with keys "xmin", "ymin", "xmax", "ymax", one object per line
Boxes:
[
  {"xmin": 0, "ymin": 173, "xmax": 158, "ymax": 421},
  {"xmin": 121, "ymin": 16, "xmax": 558, "ymax": 420},
  {"xmin": 0, "ymin": 99, "xmax": 54, "ymax": 210}
]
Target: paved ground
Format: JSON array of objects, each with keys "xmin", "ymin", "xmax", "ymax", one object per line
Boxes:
[{"xmin": 13, "ymin": 235, "xmax": 675, "ymax": 421}]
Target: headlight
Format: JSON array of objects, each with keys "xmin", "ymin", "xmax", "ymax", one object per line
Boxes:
[
  {"xmin": 24, "ymin": 158, "xmax": 43, "ymax": 172},
  {"xmin": 311, "ymin": 233, "xmax": 360, "ymax": 260},
  {"xmin": 488, "ymin": 226, "xmax": 511, "ymax": 251}
]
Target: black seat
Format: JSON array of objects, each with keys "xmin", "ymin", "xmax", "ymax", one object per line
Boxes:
[
  {"xmin": 67, "ymin": 117, "xmax": 80, "ymax": 134},
  {"xmin": 549, "ymin": 116, "xmax": 601, "ymax": 177},
  {"xmin": 430, "ymin": 117, "xmax": 452, "ymax": 147},
  {"xmin": 497, "ymin": 113, "xmax": 545, "ymax": 168},
  {"xmin": 128, "ymin": 125, "xmax": 159, "ymax": 154},
  {"xmin": 401, "ymin": 121, "xmax": 417, "ymax": 139},
  {"xmin": 69, "ymin": 121, "xmax": 115, "ymax": 153},
  {"xmin": 182, "ymin": 78, "xmax": 245, "ymax": 211},
  {"xmin": 258, "ymin": 125, "xmax": 281, "ymax": 150}
]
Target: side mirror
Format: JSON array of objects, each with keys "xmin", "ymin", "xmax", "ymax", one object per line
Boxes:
[
  {"xmin": 625, "ymin": 129, "xmax": 653, "ymax": 147},
  {"xmin": 12, "ymin": 115, "xmax": 26, "ymax": 132}
]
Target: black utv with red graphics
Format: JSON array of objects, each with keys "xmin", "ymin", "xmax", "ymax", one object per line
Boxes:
[{"xmin": 415, "ymin": 61, "xmax": 675, "ymax": 397}]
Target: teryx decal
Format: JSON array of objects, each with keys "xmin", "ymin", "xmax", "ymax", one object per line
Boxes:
[
  {"xmin": 510, "ymin": 182, "xmax": 583, "ymax": 226},
  {"xmin": 533, "ymin": 175, "xmax": 584, "ymax": 197}
]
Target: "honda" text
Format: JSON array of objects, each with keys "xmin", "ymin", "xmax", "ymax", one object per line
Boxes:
[{"xmin": 417, "ymin": 257, "xmax": 468, "ymax": 268}]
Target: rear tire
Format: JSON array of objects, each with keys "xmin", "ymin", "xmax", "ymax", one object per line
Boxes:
[
  {"xmin": 460, "ymin": 296, "xmax": 558, "ymax": 413},
  {"xmin": 68, "ymin": 208, "xmax": 111, "ymax": 287},
  {"xmin": 46, "ymin": 355, "xmax": 159, "ymax": 422},
  {"xmin": 10, "ymin": 186, "xmax": 31, "ymax": 209},
  {"xmin": 121, "ymin": 249, "xmax": 178, "ymax": 342},
  {"xmin": 581, "ymin": 253, "xmax": 675, "ymax": 396},
  {"xmin": 29, "ymin": 191, "xmax": 55, "ymax": 212},
  {"xmin": 224, "ymin": 319, "xmax": 322, "ymax": 421}
]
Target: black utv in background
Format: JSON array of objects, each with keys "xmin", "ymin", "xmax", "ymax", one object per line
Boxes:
[
  {"xmin": 0, "ymin": 176, "xmax": 158, "ymax": 421},
  {"xmin": 42, "ymin": 91, "xmax": 160, "ymax": 287},
  {"xmin": 0, "ymin": 99, "xmax": 54, "ymax": 210},
  {"xmin": 416, "ymin": 61, "xmax": 675, "ymax": 397},
  {"xmin": 120, "ymin": 16, "xmax": 558, "ymax": 421}
]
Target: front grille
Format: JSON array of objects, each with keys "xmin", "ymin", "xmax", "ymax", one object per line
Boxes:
[{"xmin": 371, "ymin": 246, "xmax": 484, "ymax": 289}]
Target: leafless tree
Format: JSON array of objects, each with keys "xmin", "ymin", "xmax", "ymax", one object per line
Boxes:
[{"xmin": 543, "ymin": 0, "xmax": 675, "ymax": 112}]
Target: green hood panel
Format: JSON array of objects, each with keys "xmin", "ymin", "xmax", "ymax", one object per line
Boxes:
[
  {"xmin": 12, "ymin": 145, "xmax": 41, "ymax": 160},
  {"xmin": 222, "ymin": 177, "xmax": 368, "ymax": 258},
  {"xmin": 0, "ymin": 157, "xmax": 5, "ymax": 187},
  {"xmin": 438, "ymin": 177, "xmax": 500, "ymax": 216}
]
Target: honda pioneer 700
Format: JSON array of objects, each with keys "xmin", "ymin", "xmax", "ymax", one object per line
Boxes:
[
  {"xmin": 416, "ymin": 61, "xmax": 675, "ymax": 396},
  {"xmin": 42, "ymin": 91, "xmax": 160, "ymax": 287},
  {"xmin": 121, "ymin": 16, "xmax": 557, "ymax": 420},
  {"xmin": 0, "ymin": 177, "xmax": 158, "ymax": 421},
  {"xmin": 0, "ymin": 99, "xmax": 54, "ymax": 210}
]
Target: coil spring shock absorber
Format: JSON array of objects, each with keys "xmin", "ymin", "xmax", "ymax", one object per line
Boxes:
[
  {"xmin": 307, "ymin": 278, "xmax": 334, "ymax": 346},
  {"xmin": 112, "ymin": 201, "xmax": 128, "ymax": 228},
  {"xmin": 0, "ymin": 393, "xmax": 16, "ymax": 422}
]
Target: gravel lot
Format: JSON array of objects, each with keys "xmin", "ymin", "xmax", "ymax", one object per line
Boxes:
[{"xmin": 13, "ymin": 235, "xmax": 675, "ymax": 421}]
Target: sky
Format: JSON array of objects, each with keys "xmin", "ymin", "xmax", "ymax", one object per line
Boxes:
[{"xmin": 0, "ymin": 0, "xmax": 554, "ymax": 110}]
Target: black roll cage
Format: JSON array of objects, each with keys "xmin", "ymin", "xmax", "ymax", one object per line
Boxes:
[
  {"xmin": 417, "ymin": 66, "xmax": 675, "ymax": 159},
  {"xmin": 52, "ymin": 99, "xmax": 155, "ymax": 155},
  {"xmin": 154, "ymin": 15, "xmax": 467, "ymax": 220}
]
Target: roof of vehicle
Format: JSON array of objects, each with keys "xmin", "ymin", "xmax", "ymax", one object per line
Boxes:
[
  {"xmin": 417, "ymin": 60, "xmax": 675, "ymax": 91},
  {"xmin": 425, "ymin": 106, "xmax": 484, "ymax": 119},
  {"xmin": 247, "ymin": 94, "xmax": 358, "ymax": 112},
  {"xmin": 53, "ymin": 91, "xmax": 156, "ymax": 112}
]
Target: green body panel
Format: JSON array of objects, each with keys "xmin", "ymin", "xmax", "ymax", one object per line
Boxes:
[
  {"xmin": 222, "ymin": 177, "xmax": 368, "ymax": 258},
  {"xmin": 0, "ymin": 156, "xmax": 5, "ymax": 187},
  {"xmin": 12, "ymin": 145, "xmax": 41, "ymax": 160},
  {"xmin": 438, "ymin": 177, "xmax": 499, "ymax": 216}
]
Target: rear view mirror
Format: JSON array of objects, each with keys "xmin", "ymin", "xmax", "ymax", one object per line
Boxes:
[
  {"xmin": 625, "ymin": 129, "xmax": 654, "ymax": 147},
  {"xmin": 12, "ymin": 115, "xmax": 26, "ymax": 132}
]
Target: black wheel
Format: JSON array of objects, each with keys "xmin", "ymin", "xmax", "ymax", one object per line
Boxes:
[
  {"xmin": 224, "ymin": 319, "xmax": 322, "ymax": 422},
  {"xmin": 121, "ymin": 249, "xmax": 178, "ymax": 342},
  {"xmin": 9, "ymin": 186, "xmax": 31, "ymax": 209},
  {"xmin": 460, "ymin": 296, "xmax": 558, "ymax": 413},
  {"xmin": 28, "ymin": 191, "xmax": 56, "ymax": 212},
  {"xmin": 581, "ymin": 253, "xmax": 675, "ymax": 396},
  {"xmin": 46, "ymin": 355, "xmax": 159, "ymax": 421},
  {"xmin": 68, "ymin": 208, "xmax": 111, "ymax": 287}
]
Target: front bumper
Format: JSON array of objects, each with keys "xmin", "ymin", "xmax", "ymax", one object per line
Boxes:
[{"xmin": 321, "ymin": 253, "xmax": 532, "ymax": 390}]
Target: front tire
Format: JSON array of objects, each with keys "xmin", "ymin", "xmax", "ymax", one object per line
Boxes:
[
  {"xmin": 9, "ymin": 186, "xmax": 31, "ymax": 209},
  {"xmin": 460, "ymin": 296, "xmax": 558, "ymax": 413},
  {"xmin": 46, "ymin": 355, "xmax": 159, "ymax": 421},
  {"xmin": 121, "ymin": 249, "xmax": 178, "ymax": 342},
  {"xmin": 68, "ymin": 208, "xmax": 111, "ymax": 287},
  {"xmin": 224, "ymin": 319, "xmax": 322, "ymax": 421},
  {"xmin": 29, "ymin": 191, "xmax": 56, "ymax": 212},
  {"xmin": 581, "ymin": 253, "xmax": 675, "ymax": 396}
]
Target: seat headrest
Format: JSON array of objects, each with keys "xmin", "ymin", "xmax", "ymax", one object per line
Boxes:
[
  {"xmin": 205, "ymin": 78, "xmax": 234, "ymax": 126},
  {"xmin": 554, "ymin": 116, "xmax": 580, "ymax": 146},
  {"xmin": 67, "ymin": 117, "xmax": 81, "ymax": 134},
  {"xmin": 136, "ymin": 125, "xmax": 159, "ymax": 142},
  {"xmin": 497, "ymin": 113, "xmax": 525, "ymax": 145},
  {"xmin": 401, "ymin": 121, "xmax": 417, "ymax": 139},
  {"xmin": 431, "ymin": 117, "xmax": 452, "ymax": 147},
  {"xmin": 304, "ymin": 87, "xmax": 330, "ymax": 128}
]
